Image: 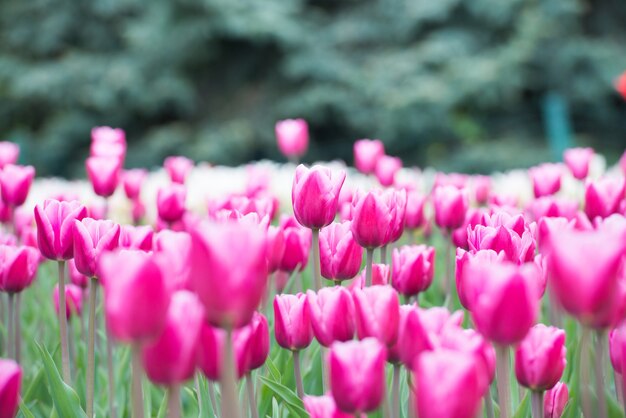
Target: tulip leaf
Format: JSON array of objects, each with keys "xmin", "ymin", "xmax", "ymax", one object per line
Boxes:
[
  {"xmin": 259, "ymin": 376, "xmax": 307, "ymax": 418},
  {"xmin": 35, "ymin": 343, "xmax": 87, "ymax": 418},
  {"xmin": 265, "ymin": 356, "xmax": 282, "ymax": 382},
  {"xmin": 156, "ymin": 390, "xmax": 168, "ymax": 418},
  {"xmin": 196, "ymin": 374, "xmax": 213, "ymax": 417},
  {"xmin": 512, "ymin": 391, "xmax": 529, "ymax": 418},
  {"xmin": 19, "ymin": 401, "xmax": 36, "ymax": 418}
]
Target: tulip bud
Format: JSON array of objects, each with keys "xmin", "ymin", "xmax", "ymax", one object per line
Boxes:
[
  {"xmin": 68, "ymin": 259, "xmax": 88, "ymax": 288},
  {"xmin": 529, "ymin": 163, "xmax": 562, "ymax": 198},
  {"xmin": 292, "ymin": 165, "xmax": 345, "ymax": 229},
  {"xmin": 404, "ymin": 190, "xmax": 426, "ymax": 230},
  {"xmin": 122, "ymin": 169, "xmax": 148, "ymax": 200},
  {"xmin": 153, "ymin": 230, "xmax": 192, "ymax": 291},
  {"xmin": 374, "ymin": 155, "xmax": 402, "ymax": 187},
  {"xmin": 433, "ymin": 185, "xmax": 468, "ymax": 231},
  {"xmin": 0, "ymin": 245, "xmax": 39, "ymax": 293},
  {"xmin": 451, "ymin": 208, "xmax": 486, "ymax": 250},
  {"xmin": 319, "ymin": 221, "xmax": 363, "ymax": 282},
  {"xmin": 236, "ymin": 312, "xmax": 270, "ymax": 372},
  {"xmin": 90, "ymin": 126, "xmax": 126, "ymax": 161},
  {"xmin": 527, "ymin": 197, "xmax": 578, "ymax": 222},
  {"xmin": 353, "ymin": 139, "xmax": 384, "ymax": 175},
  {"xmin": 610, "ymin": 328, "xmax": 623, "ymax": 374},
  {"xmin": 86, "ymin": 156, "xmax": 121, "ymax": 198},
  {"xmin": 304, "ymin": 395, "xmax": 365, "ymax": 418},
  {"xmin": 514, "ymin": 324, "xmax": 566, "ymax": 391},
  {"xmin": 275, "ymin": 119, "xmax": 309, "ymax": 159},
  {"xmin": 0, "ymin": 358, "xmax": 21, "ymax": 418},
  {"xmin": 198, "ymin": 322, "xmax": 251, "ymax": 381},
  {"xmin": 329, "ymin": 338, "xmax": 387, "ymax": 414},
  {"xmin": 53, "ymin": 283, "xmax": 83, "ymax": 320},
  {"xmin": 563, "ymin": 147, "xmax": 594, "ymax": 180},
  {"xmin": 278, "ymin": 218, "xmax": 311, "ymax": 273},
  {"xmin": 131, "ymin": 199, "xmax": 146, "ymax": 225},
  {"xmin": 119, "ymin": 225, "xmax": 154, "ymax": 251},
  {"xmin": 439, "ymin": 327, "xmax": 496, "ymax": 387},
  {"xmin": 73, "ymin": 219, "xmax": 120, "ymax": 278},
  {"xmin": 142, "ymin": 291, "xmax": 205, "ymax": 385},
  {"xmin": 350, "ymin": 188, "xmax": 406, "ymax": 248},
  {"xmin": 349, "ymin": 263, "xmax": 390, "ymax": 290},
  {"xmin": 467, "ymin": 224, "xmax": 535, "ymax": 264},
  {"xmin": 387, "ymin": 305, "xmax": 435, "ymax": 367},
  {"xmin": 584, "ymin": 177, "xmax": 625, "ymax": 220},
  {"xmin": 392, "ymin": 245, "xmax": 435, "ymax": 297},
  {"xmin": 0, "ymin": 142, "xmax": 20, "ymax": 169},
  {"xmin": 544, "ymin": 382, "xmax": 569, "ymax": 418},
  {"xmin": 455, "ymin": 249, "xmax": 504, "ymax": 310},
  {"xmin": 307, "ymin": 287, "xmax": 355, "ymax": 347},
  {"xmin": 266, "ymin": 226, "xmax": 285, "ymax": 274},
  {"xmin": 472, "ymin": 175, "xmax": 491, "ymax": 205},
  {"xmin": 164, "ymin": 156, "xmax": 194, "ymax": 184},
  {"xmin": 157, "ymin": 184, "xmax": 187, "ymax": 223},
  {"xmin": 274, "ymin": 293, "xmax": 313, "ymax": 351},
  {"xmin": 352, "ymin": 285, "xmax": 400, "ymax": 347},
  {"xmin": 0, "ymin": 164, "xmax": 35, "ymax": 207},
  {"xmin": 34, "ymin": 199, "xmax": 88, "ymax": 261}
]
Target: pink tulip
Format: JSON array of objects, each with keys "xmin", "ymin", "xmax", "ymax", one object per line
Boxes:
[
  {"xmin": 304, "ymin": 395, "xmax": 365, "ymax": 418},
  {"xmin": 353, "ymin": 139, "xmax": 384, "ymax": 175},
  {"xmin": 119, "ymin": 225, "xmax": 154, "ymax": 251},
  {"xmin": 455, "ymin": 249, "xmax": 505, "ymax": 310},
  {"xmin": 352, "ymin": 285, "xmax": 400, "ymax": 347},
  {"xmin": 610, "ymin": 328, "xmax": 623, "ymax": 373},
  {"xmin": 472, "ymin": 175, "xmax": 491, "ymax": 205},
  {"xmin": 529, "ymin": 163, "xmax": 562, "ymax": 197},
  {"xmin": 34, "ymin": 200, "xmax": 87, "ymax": 261},
  {"xmin": 164, "ymin": 156, "xmax": 194, "ymax": 184},
  {"xmin": 417, "ymin": 307, "xmax": 465, "ymax": 336},
  {"xmin": 470, "ymin": 262, "xmax": 539, "ymax": 345},
  {"xmin": 122, "ymin": 169, "xmax": 148, "ymax": 200},
  {"xmin": 0, "ymin": 164, "xmax": 35, "ymax": 207},
  {"xmin": 514, "ymin": 324, "xmax": 566, "ymax": 391},
  {"xmin": 153, "ymin": 230, "xmax": 192, "ymax": 291},
  {"xmin": 391, "ymin": 245, "xmax": 435, "ymax": 297},
  {"xmin": 404, "ymin": 190, "xmax": 426, "ymax": 230},
  {"xmin": 451, "ymin": 208, "xmax": 487, "ymax": 249},
  {"xmin": 350, "ymin": 263, "xmax": 390, "ymax": 290},
  {"xmin": 53, "ymin": 283, "xmax": 84, "ymax": 320},
  {"xmin": 387, "ymin": 305, "xmax": 435, "ymax": 366},
  {"xmin": 527, "ymin": 197, "xmax": 578, "ymax": 221},
  {"xmin": 0, "ymin": 358, "xmax": 21, "ymax": 418},
  {"xmin": 266, "ymin": 226, "xmax": 285, "ymax": 274},
  {"xmin": 86, "ymin": 156, "xmax": 121, "ymax": 198},
  {"xmin": 329, "ymin": 338, "xmax": 387, "ymax": 414},
  {"xmin": 131, "ymin": 199, "xmax": 145, "ymax": 224},
  {"xmin": 307, "ymin": 287, "xmax": 355, "ymax": 347},
  {"xmin": 142, "ymin": 291, "xmax": 205, "ymax": 385},
  {"xmin": 68, "ymin": 259, "xmax": 88, "ymax": 288},
  {"xmin": 0, "ymin": 245, "xmax": 39, "ymax": 293},
  {"xmin": 278, "ymin": 217, "xmax": 311, "ymax": 273},
  {"xmin": 433, "ymin": 185, "xmax": 469, "ymax": 231},
  {"xmin": 235, "ymin": 311, "xmax": 269, "ymax": 372},
  {"xmin": 374, "ymin": 155, "xmax": 402, "ymax": 187},
  {"xmin": 414, "ymin": 349, "xmax": 485, "ymax": 418},
  {"xmin": 275, "ymin": 119, "xmax": 309, "ymax": 158},
  {"xmin": 87, "ymin": 201, "xmax": 107, "ymax": 220},
  {"xmin": 292, "ymin": 165, "xmax": 345, "ymax": 229},
  {"xmin": 467, "ymin": 224, "xmax": 535, "ymax": 264},
  {"xmin": 350, "ymin": 188, "xmax": 406, "ymax": 248},
  {"xmin": 439, "ymin": 327, "xmax": 496, "ymax": 387},
  {"xmin": 209, "ymin": 195, "xmax": 275, "ymax": 221},
  {"xmin": 73, "ymin": 219, "xmax": 120, "ymax": 278},
  {"xmin": 0, "ymin": 142, "xmax": 20, "ymax": 169},
  {"xmin": 189, "ymin": 220, "xmax": 267, "ymax": 329},
  {"xmin": 157, "ymin": 183, "xmax": 186, "ymax": 223},
  {"xmin": 544, "ymin": 382, "xmax": 569, "ymax": 418},
  {"xmin": 319, "ymin": 221, "xmax": 363, "ymax": 282},
  {"xmin": 585, "ymin": 177, "xmax": 625, "ymax": 220},
  {"xmin": 434, "ymin": 172, "xmax": 468, "ymax": 190},
  {"xmin": 90, "ymin": 126, "xmax": 126, "ymax": 160},
  {"xmin": 547, "ymin": 227, "xmax": 626, "ymax": 328},
  {"xmin": 563, "ymin": 147, "xmax": 594, "ymax": 180},
  {"xmin": 100, "ymin": 250, "xmax": 171, "ymax": 343},
  {"xmin": 274, "ymin": 293, "xmax": 313, "ymax": 351}
]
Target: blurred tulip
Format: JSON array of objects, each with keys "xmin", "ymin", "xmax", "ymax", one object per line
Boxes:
[
  {"xmin": 90, "ymin": 127, "xmax": 126, "ymax": 161},
  {"xmin": 157, "ymin": 184, "xmax": 186, "ymax": 223},
  {"xmin": 451, "ymin": 208, "xmax": 487, "ymax": 249},
  {"xmin": 307, "ymin": 287, "xmax": 355, "ymax": 347},
  {"xmin": 164, "ymin": 156, "xmax": 194, "ymax": 184},
  {"xmin": 529, "ymin": 163, "xmax": 562, "ymax": 198},
  {"xmin": 278, "ymin": 217, "xmax": 311, "ymax": 273},
  {"xmin": 123, "ymin": 169, "xmax": 148, "ymax": 200},
  {"xmin": 0, "ymin": 358, "xmax": 21, "ymax": 418},
  {"xmin": 616, "ymin": 71, "xmax": 626, "ymax": 99},
  {"xmin": 353, "ymin": 139, "xmax": 384, "ymax": 175},
  {"xmin": 414, "ymin": 349, "xmax": 485, "ymax": 418},
  {"xmin": 350, "ymin": 188, "xmax": 406, "ymax": 248},
  {"xmin": 387, "ymin": 305, "xmax": 435, "ymax": 366},
  {"xmin": 100, "ymin": 250, "xmax": 170, "ymax": 343},
  {"xmin": 433, "ymin": 185, "xmax": 468, "ymax": 231},
  {"xmin": 455, "ymin": 249, "xmax": 504, "ymax": 310},
  {"xmin": 275, "ymin": 119, "xmax": 309, "ymax": 159},
  {"xmin": 610, "ymin": 328, "xmax": 623, "ymax": 373},
  {"xmin": 73, "ymin": 219, "xmax": 120, "ymax": 278},
  {"xmin": 527, "ymin": 197, "xmax": 578, "ymax": 221},
  {"xmin": 34, "ymin": 199, "xmax": 87, "ymax": 261},
  {"xmin": 189, "ymin": 220, "xmax": 267, "ymax": 329},
  {"xmin": 119, "ymin": 225, "xmax": 154, "ymax": 251},
  {"xmin": 467, "ymin": 224, "xmax": 535, "ymax": 264},
  {"xmin": 350, "ymin": 263, "xmax": 390, "ymax": 290},
  {"xmin": 274, "ymin": 293, "xmax": 313, "ymax": 351},
  {"xmin": 292, "ymin": 165, "xmax": 345, "ymax": 229},
  {"xmin": 236, "ymin": 311, "xmax": 269, "ymax": 372},
  {"xmin": 473, "ymin": 175, "xmax": 491, "ymax": 205},
  {"xmin": 352, "ymin": 285, "xmax": 400, "ymax": 347},
  {"xmin": 131, "ymin": 199, "xmax": 146, "ymax": 224},
  {"xmin": 515, "ymin": 324, "xmax": 566, "ymax": 391},
  {"xmin": 319, "ymin": 221, "xmax": 363, "ymax": 282},
  {"xmin": 439, "ymin": 327, "xmax": 496, "ymax": 387},
  {"xmin": 53, "ymin": 283, "xmax": 83, "ymax": 320},
  {"xmin": 0, "ymin": 245, "xmax": 39, "ymax": 293},
  {"xmin": 0, "ymin": 164, "xmax": 35, "ymax": 207},
  {"xmin": 86, "ymin": 157, "xmax": 121, "ymax": 198},
  {"xmin": 584, "ymin": 177, "xmax": 625, "ymax": 220},
  {"xmin": 154, "ymin": 230, "xmax": 192, "ymax": 291},
  {"xmin": 329, "ymin": 338, "xmax": 387, "ymax": 414},
  {"xmin": 68, "ymin": 259, "xmax": 87, "ymax": 288},
  {"xmin": 563, "ymin": 147, "xmax": 594, "ymax": 180},
  {"xmin": 404, "ymin": 190, "xmax": 426, "ymax": 230},
  {"xmin": 142, "ymin": 291, "xmax": 205, "ymax": 385},
  {"xmin": 197, "ymin": 323, "xmax": 247, "ymax": 381},
  {"xmin": 0, "ymin": 142, "xmax": 20, "ymax": 169},
  {"xmin": 391, "ymin": 245, "xmax": 435, "ymax": 297},
  {"xmin": 266, "ymin": 226, "xmax": 285, "ymax": 274},
  {"xmin": 304, "ymin": 395, "xmax": 365, "ymax": 418},
  {"xmin": 544, "ymin": 382, "xmax": 569, "ymax": 418},
  {"xmin": 210, "ymin": 195, "xmax": 275, "ymax": 221},
  {"xmin": 374, "ymin": 155, "xmax": 402, "ymax": 187},
  {"xmin": 434, "ymin": 172, "xmax": 468, "ymax": 190}
]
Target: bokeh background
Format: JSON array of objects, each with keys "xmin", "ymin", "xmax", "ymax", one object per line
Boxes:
[{"xmin": 1, "ymin": 0, "xmax": 626, "ymax": 177}]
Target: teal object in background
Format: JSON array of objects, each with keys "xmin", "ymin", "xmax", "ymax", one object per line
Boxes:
[{"xmin": 543, "ymin": 92, "xmax": 573, "ymax": 161}]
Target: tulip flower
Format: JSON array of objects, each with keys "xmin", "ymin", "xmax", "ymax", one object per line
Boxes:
[
  {"xmin": 584, "ymin": 177, "xmax": 625, "ymax": 220},
  {"xmin": 472, "ymin": 175, "xmax": 491, "ymax": 205},
  {"xmin": 404, "ymin": 189, "xmax": 426, "ymax": 230},
  {"xmin": 544, "ymin": 382, "xmax": 568, "ymax": 418},
  {"xmin": 86, "ymin": 156, "xmax": 121, "ymax": 198},
  {"xmin": 275, "ymin": 119, "xmax": 309, "ymax": 160},
  {"xmin": 0, "ymin": 358, "xmax": 21, "ymax": 418},
  {"xmin": 374, "ymin": 155, "xmax": 402, "ymax": 187},
  {"xmin": 563, "ymin": 147, "xmax": 594, "ymax": 180},
  {"xmin": 329, "ymin": 338, "xmax": 387, "ymax": 414},
  {"xmin": 527, "ymin": 197, "xmax": 578, "ymax": 221},
  {"xmin": 266, "ymin": 226, "xmax": 285, "ymax": 274},
  {"xmin": 467, "ymin": 224, "xmax": 535, "ymax": 265},
  {"xmin": 164, "ymin": 156, "xmax": 194, "ymax": 184},
  {"xmin": 198, "ymin": 324, "xmax": 245, "ymax": 381},
  {"xmin": 154, "ymin": 230, "xmax": 192, "ymax": 291},
  {"xmin": 434, "ymin": 172, "xmax": 468, "ymax": 189},
  {"xmin": 349, "ymin": 263, "xmax": 390, "ymax": 290},
  {"xmin": 391, "ymin": 245, "xmax": 435, "ymax": 297},
  {"xmin": 414, "ymin": 349, "xmax": 486, "ymax": 418},
  {"xmin": 90, "ymin": 126, "xmax": 126, "ymax": 161},
  {"xmin": 387, "ymin": 305, "xmax": 435, "ymax": 367},
  {"xmin": 0, "ymin": 164, "xmax": 35, "ymax": 208},
  {"xmin": 433, "ymin": 185, "xmax": 469, "ymax": 231},
  {"xmin": 307, "ymin": 287, "xmax": 355, "ymax": 347},
  {"xmin": 122, "ymin": 169, "xmax": 148, "ymax": 200},
  {"xmin": 451, "ymin": 208, "xmax": 487, "ymax": 250},
  {"xmin": 157, "ymin": 183, "xmax": 187, "ymax": 224},
  {"xmin": 210, "ymin": 195, "xmax": 275, "ymax": 221},
  {"xmin": 304, "ymin": 395, "xmax": 365, "ymax": 418},
  {"xmin": 529, "ymin": 163, "xmax": 562, "ymax": 197},
  {"xmin": 73, "ymin": 219, "xmax": 120, "ymax": 279},
  {"xmin": 515, "ymin": 324, "xmax": 566, "ymax": 392},
  {"xmin": 319, "ymin": 221, "xmax": 363, "ymax": 283},
  {"xmin": 291, "ymin": 164, "xmax": 345, "ymax": 229},
  {"xmin": 119, "ymin": 225, "xmax": 154, "ymax": 251},
  {"xmin": 68, "ymin": 259, "xmax": 88, "ymax": 288},
  {"xmin": 278, "ymin": 218, "xmax": 311, "ymax": 273},
  {"xmin": 53, "ymin": 283, "xmax": 83, "ymax": 320},
  {"xmin": 616, "ymin": 71, "xmax": 626, "ymax": 100},
  {"xmin": 353, "ymin": 139, "xmax": 384, "ymax": 175},
  {"xmin": 352, "ymin": 285, "xmax": 400, "ymax": 347},
  {"xmin": 0, "ymin": 142, "xmax": 20, "ymax": 169}
]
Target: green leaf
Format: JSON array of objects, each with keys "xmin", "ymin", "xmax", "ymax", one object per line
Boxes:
[
  {"xmin": 196, "ymin": 374, "xmax": 213, "ymax": 417},
  {"xmin": 512, "ymin": 391, "xmax": 530, "ymax": 418},
  {"xmin": 35, "ymin": 343, "xmax": 87, "ymax": 418},
  {"xmin": 259, "ymin": 376, "xmax": 307, "ymax": 418},
  {"xmin": 19, "ymin": 401, "xmax": 36, "ymax": 418},
  {"xmin": 265, "ymin": 356, "xmax": 282, "ymax": 383},
  {"xmin": 156, "ymin": 391, "xmax": 168, "ymax": 418}
]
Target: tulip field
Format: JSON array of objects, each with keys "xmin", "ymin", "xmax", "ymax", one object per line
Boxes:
[{"xmin": 2, "ymin": 122, "xmax": 626, "ymax": 418}]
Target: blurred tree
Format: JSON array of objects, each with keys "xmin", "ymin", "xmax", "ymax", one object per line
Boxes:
[{"xmin": 0, "ymin": 0, "xmax": 625, "ymax": 176}]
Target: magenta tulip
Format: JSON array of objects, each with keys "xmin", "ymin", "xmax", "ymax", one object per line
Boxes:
[
  {"xmin": 0, "ymin": 164, "xmax": 35, "ymax": 207},
  {"xmin": 374, "ymin": 155, "xmax": 402, "ymax": 187},
  {"xmin": 610, "ymin": 328, "xmax": 624, "ymax": 374},
  {"xmin": 164, "ymin": 156, "xmax": 194, "ymax": 184},
  {"xmin": 197, "ymin": 322, "xmax": 253, "ymax": 381},
  {"xmin": 122, "ymin": 169, "xmax": 148, "ymax": 200},
  {"xmin": 467, "ymin": 224, "xmax": 535, "ymax": 264},
  {"xmin": 319, "ymin": 221, "xmax": 363, "ymax": 282},
  {"xmin": 266, "ymin": 226, "xmax": 285, "ymax": 274},
  {"xmin": 527, "ymin": 197, "xmax": 578, "ymax": 221},
  {"xmin": 455, "ymin": 249, "xmax": 504, "ymax": 310},
  {"xmin": 304, "ymin": 395, "xmax": 365, "ymax": 418},
  {"xmin": 352, "ymin": 285, "xmax": 400, "ymax": 347},
  {"xmin": 292, "ymin": 164, "xmax": 345, "ymax": 229},
  {"xmin": 53, "ymin": 283, "xmax": 83, "ymax": 320},
  {"xmin": 68, "ymin": 259, "xmax": 88, "ymax": 288},
  {"xmin": 404, "ymin": 190, "xmax": 426, "ymax": 230},
  {"xmin": 544, "ymin": 382, "xmax": 569, "ymax": 418},
  {"xmin": 157, "ymin": 184, "xmax": 186, "ymax": 223},
  {"xmin": 0, "ymin": 245, "xmax": 39, "ymax": 293},
  {"xmin": 90, "ymin": 126, "xmax": 126, "ymax": 160},
  {"xmin": 584, "ymin": 177, "xmax": 625, "ymax": 220},
  {"xmin": 472, "ymin": 175, "xmax": 491, "ymax": 205},
  {"xmin": 391, "ymin": 245, "xmax": 435, "ymax": 297},
  {"xmin": 142, "ymin": 291, "xmax": 205, "ymax": 385},
  {"xmin": 451, "ymin": 208, "xmax": 487, "ymax": 250},
  {"xmin": 307, "ymin": 287, "xmax": 355, "ymax": 347},
  {"xmin": 86, "ymin": 156, "xmax": 121, "ymax": 198},
  {"xmin": 275, "ymin": 119, "xmax": 309, "ymax": 159},
  {"xmin": 529, "ymin": 163, "xmax": 562, "ymax": 197},
  {"xmin": 153, "ymin": 230, "xmax": 192, "ymax": 291},
  {"xmin": 350, "ymin": 188, "xmax": 406, "ymax": 248},
  {"xmin": 387, "ymin": 305, "xmax": 435, "ymax": 367},
  {"xmin": 73, "ymin": 219, "xmax": 120, "ymax": 278},
  {"xmin": 274, "ymin": 293, "xmax": 313, "ymax": 351},
  {"xmin": 515, "ymin": 324, "xmax": 566, "ymax": 391},
  {"xmin": 131, "ymin": 199, "xmax": 146, "ymax": 225},
  {"xmin": 329, "ymin": 338, "xmax": 387, "ymax": 414},
  {"xmin": 0, "ymin": 142, "xmax": 20, "ymax": 169},
  {"xmin": 100, "ymin": 250, "xmax": 171, "ymax": 343},
  {"xmin": 353, "ymin": 139, "xmax": 385, "ymax": 175},
  {"xmin": 119, "ymin": 225, "xmax": 154, "ymax": 251},
  {"xmin": 350, "ymin": 263, "xmax": 390, "ymax": 290},
  {"xmin": 236, "ymin": 311, "xmax": 269, "ymax": 372},
  {"xmin": 278, "ymin": 217, "xmax": 311, "ymax": 273},
  {"xmin": 433, "ymin": 185, "xmax": 468, "ymax": 231},
  {"xmin": 564, "ymin": 147, "xmax": 594, "ymax": 180},
  {"xmin": 439, "ymin": 327, "xmax": 496, "ymax": 387},
  {"xmin": 34, "ymin": 199, "xmax": 87, "ymax": 261},
  {"xmin": 0, "ymin": 358, "xmax": 21, "ymax": 418}
]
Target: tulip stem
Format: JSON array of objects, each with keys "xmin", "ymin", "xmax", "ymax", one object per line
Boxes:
[
  {"xmin": 168, "ymin": 385, "xmax": 181, "ymax": 418},
  {"xmin": 131, "ymin": 345, "xmax": 145, "ymax": 418},
  {"xmin": 15, "ymin": 293, "xmax": 21, "ymax": 363},
  {"xmin": 7, "ymin": 293, "xmax": 14, "ymax": 359},
  {"xmin": 484, "ymin": 389, "xmax": 495, "ymax": 418},
  {"xmin": 366, "ymin": 248, "xmax": 374, "ymax": 287},
  {"xmin": 444, "ymin": 236, "xmax": 453, "ymax": 302},
  {"xmin": 595, "ymin": 330, "xmax": 608, "ymax": 418},
  {"xmin": 311, "ymin": 229, "xmax": 321, "ymax": 291},
  {"xmin": 208, "ymin": 380, "xmax": 219, "ymax": 415},
  {"xmin": 391, "ymin": 364, "xmax": 401, "ymax": 418},
  {"xmin": 580, "ymin": 327, "xmax": 593, "ymax": 418},
  {"xmin": 58, "ymin": 260, "xmax": 72, "ymax": 383},
  {"xmin": 615, "ymin": 371, "xmax": 623, "ymax": 409},
  {"xmin": 380, "ymin": 245, "xmax": 387, "ymax": 264},
  {"xmin": 220, "ymin": 328, "xmax": 241, "ymax": 418},
  {"xmin": 86, "ymin": 278, "xmax": 97, "ymax": 418},
  {"xmin": 495, "ymin": 345, "xmax": 511, "ymax": 418},
  {"xmin": 531, "ymin": 391, "xmax": 543, "ymax": 418},
  {"xmin": 246, "ymin": 373, "xmax": 259, "ymax": 418},
  {"xmin": 106, "ymin": 331, "xmax": 118, "ymax": 418},
  {"xmin": 293, "ymin": 350, "xmax": 305, "ymax": 399}
]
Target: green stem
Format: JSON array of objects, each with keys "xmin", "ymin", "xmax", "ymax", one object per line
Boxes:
[
  {"xmin": 294, "ymin": 350, "xmax": 305, "ymax": 399},
  {"xmin": 391, "ymin": 364, "xmax": 401, "ymax": 418},
  {"xmin": 311, "ymin": 229, "xmax": 321, "ymax": 291},
  {"xmin": 86, "ymin": 278, "xmax": 97, "ymax": 418},
  {"xmin": 14, "ymin": 293, "xmax": 20, "ymax": 363},
  {"xmin": 531, "ymin": 391, "xmax": 543, "ymax": 418},
  {"xmin": 220, "ymin": 328, "xmax": 241, "ymax": 418},
  {"xmin": 132, "ymin": 345, "xmax": 145, "ymax": 418},
  {"xmin": 595, "ymin": 330, "xmax": 608, "ymax": 418},
  {"xmin": 366, "ymin": 248, "xmax": 374, "ymax": 287},
  {"xmin": 167, "ymin": 385, "xmax": 181, "ymax": 418},
  {"xmin": 208, "ymin": 380, "xmax": 218, "ymax": 415},
  {"xmin": 484, "ymin": 389, "xmax": 495, "ymax": 418},
  {"xmin": 58, "ymin": 261, "xmax": 71, "ymax": 383},
  {"xmin": 106, "ymin": 331, "xmax": 117, "ymax": 418},
  {"xmin": 580, "ymin": 327, "xmax": 592, "ymax": 418},
  {"xmin": 7, "ymin": 293, "xmax": 14, "ymax": 359},
  {"xmin": 380, "ymin": 245, "xmax": 388, "ymax": 265},
  {"xmin": 496, "ymin": 345, "xmax": 511, "ymax": 418},
  {"xmin": 246, "ymin": 373, "xmax": 259, "ymax": 418}
]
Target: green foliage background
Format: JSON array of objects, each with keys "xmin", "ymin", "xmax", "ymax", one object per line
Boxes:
[{"xmin": 1, "ymin": 0, "xmax": 626, "ymax": 177}]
